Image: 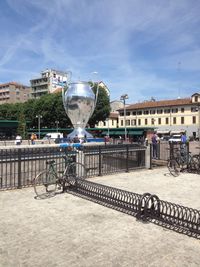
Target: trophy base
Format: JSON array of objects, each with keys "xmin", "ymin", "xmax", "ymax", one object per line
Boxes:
[{"xmin": 67, "ymin": 127, "xmax": 93, "ymax": 140}]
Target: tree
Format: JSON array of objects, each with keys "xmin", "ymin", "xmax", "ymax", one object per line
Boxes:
[
  {"xmin": 0, "ymin": 82, "xmax": 111, "ymax": 130},
  {"xmin": 88, "ymin": 83, "xmax": 111, "ymax": 127},
  {"xmin": 17, "ymin": 111, "xmax": 27, "ymax": 139}
]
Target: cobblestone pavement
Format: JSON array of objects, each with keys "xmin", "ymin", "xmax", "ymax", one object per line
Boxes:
[{"xmin": 0, "ymin": 167, "xmax": 200, "ymax": 267}]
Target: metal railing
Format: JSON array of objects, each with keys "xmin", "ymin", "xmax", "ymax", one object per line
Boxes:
[{"xmin": 0, "ymin": 144, "xmax": 147, "ymax": 190}]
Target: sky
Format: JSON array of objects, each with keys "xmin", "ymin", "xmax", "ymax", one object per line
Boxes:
[{"xmin": 1, "ymin": 0, "xmax": 200, "ymax": 104}]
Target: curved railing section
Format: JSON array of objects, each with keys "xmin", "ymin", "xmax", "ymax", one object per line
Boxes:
[{"xmin": 67, "ymin": 179, "xmax": 200, "ymax": 238}]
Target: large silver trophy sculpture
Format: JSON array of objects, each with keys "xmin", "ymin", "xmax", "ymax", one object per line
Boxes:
[{"xmin": 62, "ymin": 72, "xmax": 99, "ymax": 139}]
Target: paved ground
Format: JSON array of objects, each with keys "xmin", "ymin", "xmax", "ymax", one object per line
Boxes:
[{"xmin": 0, "ymin": 167, "xmax": 200, "ymax": 267}]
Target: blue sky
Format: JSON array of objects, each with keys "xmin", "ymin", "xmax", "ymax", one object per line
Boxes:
[{"xmin": 1, "ymin": 0, "xmax": 200, "ymax": 103}]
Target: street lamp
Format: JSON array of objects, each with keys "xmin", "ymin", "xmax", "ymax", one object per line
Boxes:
[
  {"xmin": 36, "ymin": 115, "xmax": 42, "ymax": 139},
  {"xmin": 55, "ymin": 120, "xmax": 59, "ymax": 132},
  {"xmin": 106, "ymin": 118, "xmax": 110, "ymax": 137},
  {"xmin": 120, "ymin": 94, "xmax": 129, "ymax": 141}
]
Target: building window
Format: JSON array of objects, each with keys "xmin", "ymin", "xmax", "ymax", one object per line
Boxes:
[
  {"xmin": 103, "ymin": 121, "xmax": 106, "ymax": 126},
  {"xmin": 158, "ymin": 118, "xmax": 161, "ymax": 124},
  {"xmin": 157, "ymin": 109, "xmax": 163, "ymax": 114},
  {"xmin": 166, "ymin": 118, "xmax": 169, "ymax": 124},
  {"xmin": 137, "ymin": 111, "xmax": 142, "ymax": 115},
  {"xmin": 143, "ymin": 110, "xmax": 149, "ymax": 115},
  {"xmin": 173, "ymin": 117, "xmax": 176, "ymax": 124},
  {"xmin": 132, "ymin": 111, "xmax": 136, "ymax": 115},
  {"xmin": 172, "ymin": 108, "xmax": 178, "ymax": 113},
  {"xmin": 151, "ymin": 118, "xmax": 155, "ymax": 125},
  {"xmin": 121, "ymin": 120, "xmax": 123, "ymax": 126},
  {"xmin": 138, "ymin": 119, "xmax": 141, "ymax": 125},
  {"xmin": 181, "ymin": 117, "xmax": 184, "ymax": 124},
  {"xmin": 126, "ymin": 112, "xmax": 130, "ymax": 116},
  {"xmin": 112, "ymin": 120, "xmax": 114, "ymax": 126},
  {"xmin": 164, "ymin": 109, "xmax": 170, "ymax": 114},
  {"xmin": 126, "ymin": 120, "xmax": 130, "ymax": 126},
  {"xmin": 150, "ymin": 110, "xmax": 156, "ymax": 114},
  {"xmin": 195, "ymin": 96, "xmax": 198, "ymax": 102},
  {"xmin": 145, "ymin": 118, "xmax": 148, "ymax": 125},
  {"xmin": 193, "ymin": 116, "xmax": 196, "ymax": 124},
  {"xmin": 181, "ymin": 108, "xmax": 185, "ymax": 113},
  {"xmin": 131, "ymin": 119, "xmax": 136, "ymax": 126},
  {"xmin": 191, "ymin": 107, "xmax": 198, "ymax": 112}
]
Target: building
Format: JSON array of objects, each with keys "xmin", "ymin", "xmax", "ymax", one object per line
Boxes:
[
  {"xmin": 30, "ymin": 69, "xmax": 69, "ymax": 98},
  {"xmin": 118, "ymin": 93, "xmax": 200, "ymax": 138},
  {"xmin": 0, "ymin": 82, "xmax": 31, "ymax": 104}
]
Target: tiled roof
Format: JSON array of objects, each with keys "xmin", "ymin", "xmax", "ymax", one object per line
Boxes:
[
  {"xmin": 0, "ymin": 81, "xmax": 29, "ymax": 88},
  {"xmin": 109, "ymin": 112, "xmax": 118, "ymax": 118},
  {"xmin": 120, "ymin": 98, "xmax": 192, "ymax": 110}
]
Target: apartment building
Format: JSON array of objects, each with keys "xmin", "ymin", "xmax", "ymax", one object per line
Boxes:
[
  {"xmin": 0, "ymin": 82, "xmax": 31, "ymax": 104},
  {"xmin": 118, "ymin": 93, "xmax": 200, "ymax": 138},
  {"xmin": 30, "ymin": 69, "xmax": 69, "ymax": 98}
]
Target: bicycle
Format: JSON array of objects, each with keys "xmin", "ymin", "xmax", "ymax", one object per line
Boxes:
[
  {"xmin": 167, "ymin": 146, "xmax": 192, "ymax": 176},
  {"xmin": 33, "ymin": 146, "xmax": 86, "ymax": 199}
]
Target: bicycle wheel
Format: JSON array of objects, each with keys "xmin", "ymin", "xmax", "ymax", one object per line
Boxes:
[
  {"xmin": 66, "ymin": 162, "xmax": 86, "ymax": 186},
  {"xmin": 167, "ymin": 159, "xmax": 180, "ymax": 177},
  {"xmin": 34, "ymin": 170, "xmax": 57, "ymax": 199},
  {"xmin": 189, "ymin": 155, "xmax": 200, "ymax": 173}
]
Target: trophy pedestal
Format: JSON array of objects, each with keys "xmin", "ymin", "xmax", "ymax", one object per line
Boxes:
[{"xmin": 67, "ymin": 127, "xmax": 93, "ymax": 140}]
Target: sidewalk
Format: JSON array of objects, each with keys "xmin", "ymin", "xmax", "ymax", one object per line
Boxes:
[{"xmin": 0, "ymin": 167, "xmax": 200, "ymax": 267}]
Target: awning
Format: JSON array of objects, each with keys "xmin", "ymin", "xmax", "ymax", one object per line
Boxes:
[
  {"xmin": 128, "ymin": 130, "xmax": 143, "ymax": 135},
  {"xmin": 156, "ymin": 130, "xmax": 170, "ymax": 134},
  {"xmin": 171, "ymin": 130, "xmax": 185, "ymax": 134}
]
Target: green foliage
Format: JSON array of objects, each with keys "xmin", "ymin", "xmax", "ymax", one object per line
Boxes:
[
  {"xmin": 89, "ymin": 83, "xmax": 111, "ymax": 127},
  {"xmin": 17, "ymin": 111, "xmax": 27, "ymax": 139},
  {"xmin": 0, "ymin": 82, "xmax": 111, "ymax": 129}
]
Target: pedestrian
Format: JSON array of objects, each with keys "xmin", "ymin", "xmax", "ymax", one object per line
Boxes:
[
  {"xmin": 31, "ymin": 133, "xmax": 37, "ymax": 145},
  {"xmin": 180, "ymin": 132, "xmax": 187, "ymax": 153},
  {"xmin": 151, "ymin": 132, "xmax": 158, "ymax": 159},
  {"xmin": 15, "ymin": 134, "xmax": 22, "ymax": 145}
]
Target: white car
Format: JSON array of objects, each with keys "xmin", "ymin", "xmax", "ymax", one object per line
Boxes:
[{"xmin": 168, "ymin": 135, "xmax": 182, "ymax": 143}]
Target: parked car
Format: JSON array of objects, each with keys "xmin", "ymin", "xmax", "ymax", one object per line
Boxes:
[
  {"xmin": 160, "ymin": 135, "xmax": 171, "ymax": 141},
  {"xmin": 168, "ymin": 134, "xmax": 182, "ymax": 143},
  {"xmin": 43, "ymin": 132, "xmax": 63, "ymax": 141}
]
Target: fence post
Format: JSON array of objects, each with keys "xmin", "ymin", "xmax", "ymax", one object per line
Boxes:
[
  {"xmin": 149, "ymin": 144, "xmax": 152, "ymax": 169},
  {"xmin": 17, "ymin": 148, "xmax": 22, "ymax": 189},
  {"xmin": 157, "ymin": 141, "xmax": 160, "ymax": 160},
  {"xmin": 126, "ymin": 144, "xmax": 129, "ymax": 172},
  {"xmin": 98, "ymin": 146, "xmax": 102, "ymax": 176}
]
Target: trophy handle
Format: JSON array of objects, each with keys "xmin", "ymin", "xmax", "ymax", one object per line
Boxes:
[
  {"xmin": 91, "ymin": 82, "xmax": 99, "ymax": 107},
  {"xmin": 62, "ymin": 71, "xmax": 72, "ymax": 110}
]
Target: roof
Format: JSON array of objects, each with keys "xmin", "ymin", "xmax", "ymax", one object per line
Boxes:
[
  {"xmin": 0, "ymin": 82, "xmax": 29, "ymax": 88},
  {"xmin": 119, "ymin": 98, "xmax": 192, "ymax": 111},
  {"xmin": 109, "ymin": 112, "xmax": 118, "ymax": 119}
]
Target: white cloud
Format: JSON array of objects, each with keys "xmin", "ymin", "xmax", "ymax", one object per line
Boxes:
[{"xmin": 1, "ymin": 0, "xmax": 200, "ymax": 102}]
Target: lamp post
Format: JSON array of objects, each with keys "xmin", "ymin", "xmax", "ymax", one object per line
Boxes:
[
  {"xmin": 55, "ymin": 120, "xmax": 59, "ymax": 132},
  {"xmin": 120, "ymin": 94, "xmax": 129, "ymax": 141},
  {"xmin": 36, "ymin": 115, "xmax": 42, "ymax": 139},
  {"xmin": 106, "ymin": 118, "xmax": 110, "ymax": 137}
]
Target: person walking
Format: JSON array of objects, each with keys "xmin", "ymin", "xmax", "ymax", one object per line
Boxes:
[{"xmin": 31, "ymin": 133, "xmax": 37, "ymax": 145}]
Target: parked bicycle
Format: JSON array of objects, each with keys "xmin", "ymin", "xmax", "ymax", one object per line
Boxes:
[
  {"xmin": 167, "ymin": 145, "xmax": 192, "ymax": 176},
  {"xmin": 33, "ymin": 145, "xmax": 86, "ymax": 199}
]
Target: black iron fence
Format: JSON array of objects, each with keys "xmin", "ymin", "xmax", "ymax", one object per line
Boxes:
[
  {"xmin": 154, "ymin": 142, "xmax": 190, "ymax": 161},
  {"xmin": 0, "ymin": 144, "xmax": 147, "ymax": 190}
]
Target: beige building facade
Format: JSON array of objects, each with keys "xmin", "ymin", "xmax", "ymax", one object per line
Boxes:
[
  {"xmin": 96, "ymin": 93, "xmax": 200, "ymax": 139},
  {"xmin": 118, "ymin": 93, "xmax": 200, "ymax": 138},
  {"xmin": 0, "ymin": 82, "xmax": 31, "ymax": 104},
  {"xmin": 30, "ymin": 69, "xmax": 69, "ymax": 98}
]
